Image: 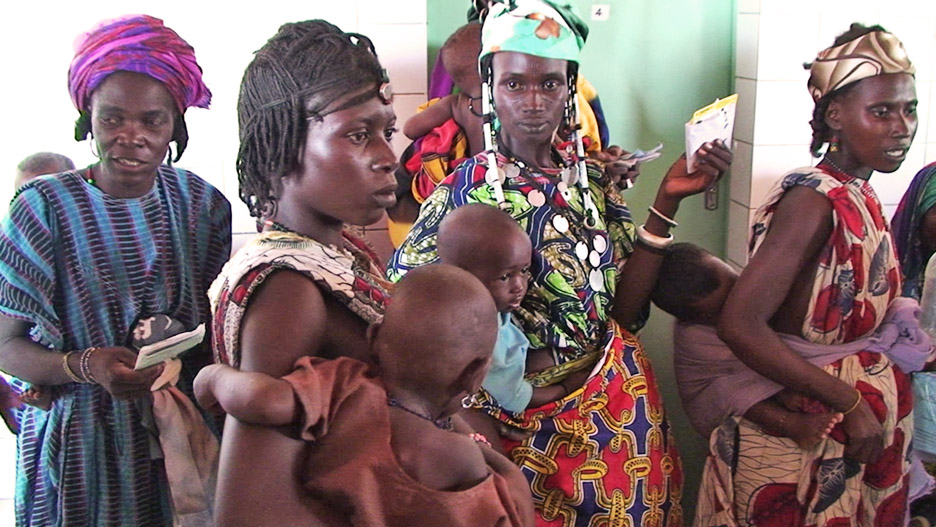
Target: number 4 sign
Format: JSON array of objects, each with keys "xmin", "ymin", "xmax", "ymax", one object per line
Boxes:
[{"xmin": 591, "ymin": 4, "xmax": 611, "ymax": 21}]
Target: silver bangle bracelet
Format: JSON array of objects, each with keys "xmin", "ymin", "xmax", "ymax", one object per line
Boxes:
[
  {"xmin": 648, "ymin": 205, "xmax": 679, "ymax": 228},
  {"xmin": 636, "ymin": 224, "xmax": 674, "ymax": 250}
]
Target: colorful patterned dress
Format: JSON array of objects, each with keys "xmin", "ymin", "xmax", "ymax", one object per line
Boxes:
[
  {"xmin": 694, "ymin": 166, "xmax": 910, "ymax": 527},
  {"xmin": 390, "ymin": 151, "xmax": 683, "ymax": 527},
  {"xmin": 209, "ymin": 229, "xmax": 391, "ymax": 369},
  {"xmin": 0, "ymin": 166, "xmax": 232, "ymax": 527}
]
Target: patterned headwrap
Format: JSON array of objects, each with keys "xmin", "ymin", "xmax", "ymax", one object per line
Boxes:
[
  {"xmin": 68, "ymin": 15, "xmax": 211, "ymax": 114},
  {"xmin": 480, "ymin": 0, "xmax": 587, "ymax": 63},
  {"xmin": 807, "ymin": 29, "xmax": 915, "ymax": 102}
]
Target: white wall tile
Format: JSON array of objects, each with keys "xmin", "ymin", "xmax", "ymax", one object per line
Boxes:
[
  {"xmin": 877, "ymin": 15, "xmax": 936, "ymax": 82},
  {"xmin": 752, "ymin": 80, "xmax": 814, "ymax": 145},
  {"xmin": 930, "ymin": 80, "xmax": 936, "ymax": 148},
  {"xmin": 817, "ymin": 5, "xmax": 884, "ymax": 48},
  {"xmin": 750, "ymin": 144, "xmax": 813, "ymax": 208},
  {"xmin": 738, "ymin": 0, "xmax": 761, "ymax": 14},
  {"xmin": 756, "ymin": 14, "xmax": 820, "ymax": 81},
  {"xmin": 390, "ymin": 93, "xmax": 430, "ymax": 155},
  {"xmin": 882, "ymin": 203, "xmax": 898, "ymax": 224},
  {"xmin": 734, "ymin": 77, "xmax": 757, "ymax": 144},
  {"xmin": 915, "ymin": 80, "xmax": 932, "ymax": 147},
  {"xmin": 759, "ymin": 0, "xmax": 816, "ymax": 16},
  {"xmin": 357, "ymin": 0, "xmax": 426, "ymax": 24},
  {"xmin": 869, "ymin": 142, "xmax": 927, "ymax": 207},
  {"xmin": 736, "ymin": 14, "xmax": 760, "ymax": 80},
  {"xmin": 726, "ymin": 200, "xmax": 752, "ymax": 267},
  {"xmin": 730, "ymin": 140, "xmax": 754, "ymax": 207},
  {"xmin": 359, "ymin": 23, "xmax": 428, "ymax": 95}
]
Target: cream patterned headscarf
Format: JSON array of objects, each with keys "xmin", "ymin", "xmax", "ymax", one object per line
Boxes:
[{"xmin": 808, "ymin": 29, "xmax": 914, "ymax": 101}]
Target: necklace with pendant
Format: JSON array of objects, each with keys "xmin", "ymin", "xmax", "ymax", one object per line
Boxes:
[
  {"xmin": 386, "ymin": 397, "xmax": 453, "ymax": 431},
  {"xmin": 497, "ymin": 148, "xmax": 610, "ymax": 293}
]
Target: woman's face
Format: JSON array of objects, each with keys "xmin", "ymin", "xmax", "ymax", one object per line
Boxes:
[
  {"xmin": 89, "ymin": 71, "xmax": 176, "ymax": 196},
  {"xmin": 492, "ymin": 51, "xmax": 569, "ymax": 148},
  {"xmin": 280, "ymin": 85, "xmax": 398, "ymax": 228},
  {"xmin": 830, "ymin": 72, "xmax": 918, "ymax": 174}
]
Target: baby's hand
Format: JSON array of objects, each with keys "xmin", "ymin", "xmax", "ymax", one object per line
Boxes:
[{"xmin": 193, "ymin": 364, "xmax": 227, "ymax": 413}]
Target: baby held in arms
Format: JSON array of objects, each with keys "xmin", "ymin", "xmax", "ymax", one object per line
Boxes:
[
  {"xmin": 437, "ymin": 204, "xmax": 590, "ymax": 416},
  {"xmin": 653, "ymin": 243, "xmax": 932, "ymax": 447},
  {"xmin": 195, "ymin": 265, "xmax": 534, "ymax": 527}
]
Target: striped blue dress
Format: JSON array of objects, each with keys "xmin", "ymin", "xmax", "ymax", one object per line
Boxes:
[{"xmin": 0, "ymin": 165, "xmax": 231, "ymax": 527}]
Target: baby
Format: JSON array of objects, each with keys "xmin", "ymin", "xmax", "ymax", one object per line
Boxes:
[
  {"xmin": 403, "ymin": 22, "xmax": 484, "ymax": 157},
  {"xmin": 195, "ymin": 264, "xmax": 533, "ymax": 527},
  {"xmin": 437, "ymin": 204, "xmax": 587, "ymax": 414},
  {"xmin": 652, "ymin": 243, "xmax": 842, "ymax": 449}
]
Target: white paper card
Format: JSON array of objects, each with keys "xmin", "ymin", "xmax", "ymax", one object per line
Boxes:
[
  {"xmin": 685, "ymin": 94, "xmax": 738, "ymax": 172},
  {"xmin": 133, "ymin": 323, "xmax": 205, "ymax": 371}
]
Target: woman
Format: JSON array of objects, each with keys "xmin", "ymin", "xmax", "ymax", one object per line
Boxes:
[
  {"xmin": 207, "ymin": 20, "xmax": 398, "ymax": 526},
  {"xmin": 892, "ymin": 161, "xmax": 936, "ymax": 299},
  {"xmin": 390, "ymin": 1, "xmax": 731, "ymax": 524},
  {"xmin": 0, "ymin": 15, "xmax": 231, "ymax": 527},
  {"xmin": 698, "ymin": 24, "xmax": 918, "ymax": 526}
]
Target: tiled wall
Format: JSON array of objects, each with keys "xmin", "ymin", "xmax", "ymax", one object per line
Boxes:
[{"xmin": 728, "ymin": 0, "xmax": 936, "ymax": 268}]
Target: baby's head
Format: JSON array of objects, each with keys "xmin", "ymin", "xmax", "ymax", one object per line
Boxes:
[
  {"xmin": 371, "ymin": 264, "xmax": 497, "ymax": 417},
  {"xmin": 437, "ymin": 203, "xmax": 532, "ymax": 313},
  {"xmin": 651, "ymin": 243, "xmax": 738, "ymax": 325},
  {"xmin": 441, "ymin": 22, "xmax": 482, "ymax": 98}
]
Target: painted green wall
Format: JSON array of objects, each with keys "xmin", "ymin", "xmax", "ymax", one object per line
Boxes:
[{"xmin": 427, "ymin": 0, "xmax": 736, "ymax": 517}]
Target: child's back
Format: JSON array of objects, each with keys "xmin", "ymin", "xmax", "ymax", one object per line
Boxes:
[
  {"xmin": 197, "ymin": 265, "xmax": 533, "ymax": 527},
  {"xmin": 286, "ymin": 356, "xmax": 522, "ymax": 527}
]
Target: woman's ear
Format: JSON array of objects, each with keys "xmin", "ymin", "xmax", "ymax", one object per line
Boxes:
[
  {"xmin": 453, "ymin": 356, "xmax": 491, "ymax": 396},
  {"xmin": 825, "ymin": 99, "xmax": 843, "ymax": 132}
]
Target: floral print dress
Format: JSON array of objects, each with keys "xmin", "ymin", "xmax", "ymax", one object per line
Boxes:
[{"xmin": 694, "ymin": 166, "xmax": 910, "ymax": 527}]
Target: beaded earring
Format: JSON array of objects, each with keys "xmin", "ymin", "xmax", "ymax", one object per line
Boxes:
[
  {"xmin": 828, "ymin": 135, "xmax": 840, "ymax": 153},
  {"xmin": 480, "ymin": 59, "xmax": 508, "ymax": 209},
  {"xmin": 566, "ymin": 73, "xmax": 600, "ymax": 228}
]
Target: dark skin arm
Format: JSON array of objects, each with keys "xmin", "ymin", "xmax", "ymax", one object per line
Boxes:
[
  {"xmin": 527, "ymin": 368, "xmax": 589, "ymax": 407},
  {"xmin": 611, "ymin": 142, "xmax": 733, "ymax": 327},
  {"xmin": 0, "ymin": 315, "xmax": 163, "ymax": 399},
  {"xmin": 194, "ymin": 364, "xmax": 296, "ymax": 426},
  {"xmin": 919, "ymin": 206, "xmax": 936, "ymax": 258},
  {"xmin": 717, "ymin": 186, "xmax": 885, "ymax": 463},
  {"xmin": 403, "ymin": 94, "xmax": 458, "ymax": 140},
  {"xmin": 213, "ymin": 269, "xmax": 352, "ymax": 527}
]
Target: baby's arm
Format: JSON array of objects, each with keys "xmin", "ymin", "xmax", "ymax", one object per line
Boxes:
[
  {"xmin": 528, "ymin": 368, "xmax": 589, "ymax": 408},
  {"xmin": 450, "ymin": 93, "xmax": 485, "ymax": 156},
  {"xmin": 194, "ymin": 364, "xmax": 296, "ymax": 426},
  {"xmin": 403, "ymin": 94, "xmax": 457, "ymax": 140}
]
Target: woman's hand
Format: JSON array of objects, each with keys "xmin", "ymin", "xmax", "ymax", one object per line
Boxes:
[
  {"xmin": 659, "ymin": 141, "xmax": 732, "ymax": 202},
  {"xmin": 593, "ymin": 145, "xmax": 639, "ymax": 190},
  {"xmin": 87, "ymin": 346, "xmax": 164, "ymax": 399},
  {"xmin": 840, "ymin": 398, "xmax": 885, "ymax": 463}
]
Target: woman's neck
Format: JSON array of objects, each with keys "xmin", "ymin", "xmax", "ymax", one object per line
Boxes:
[
  {"xmin": 268, "ymin": 207, "xmax": 343, "ymax": 247},
  {"xmin": 822, "ymin": 153, "xmax": 873, "ymax": 181},
  {"xmin": 498, "ymin": 133, "xmax": 556, "ymax": 171}
]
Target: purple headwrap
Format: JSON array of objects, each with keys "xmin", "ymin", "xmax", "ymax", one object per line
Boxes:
[{"xmin": 68, "ymin": 15, "xmax": 211, "ymax": 114}]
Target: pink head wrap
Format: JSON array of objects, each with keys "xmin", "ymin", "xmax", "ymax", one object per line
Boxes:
[{"xmin": 67, "ymin": 15, "xmax": 211, "ymax": 114}]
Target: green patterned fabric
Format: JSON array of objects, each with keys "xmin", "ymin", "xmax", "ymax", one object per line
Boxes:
[{"xmin": 480, "ymin": 0, "xmax": 587, "ymax": 63}]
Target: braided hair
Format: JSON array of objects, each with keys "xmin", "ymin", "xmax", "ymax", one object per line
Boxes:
[
  {"xmin": 808, "ymin": 23, "xmax": 887, "ymax": 157},
  {"xmin": 236, "ymin": 20, "xmax": 385, "ymax": 219}
]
